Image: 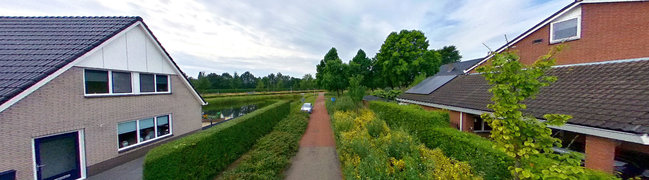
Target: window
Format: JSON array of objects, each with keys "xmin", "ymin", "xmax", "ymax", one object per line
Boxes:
[
  {"xmin": 551, "ymin": 17, "xmax": 580, "ymax": 43},
  {"xmin": 112, "ymin": 71, "xmax": 132, "ymax": 93},
  {"xmin": 140, "ymin": 74, "xmax": 155, "ymax": 93},
  {"xmin": 84, "ymin": 69, "xmax": 171, "ymax": 96},
  {"xmin": 85, "ymin": 70, "xmax": 109, "ymax": 94},
  {"xmin": 117, "ymin": 115, "xmax": 172, "ymax": 150},
  {"xmin": 117, "ymin": 121, "xmax": 137, "ymax": 148},
  {"xmin": 156, "ymin": 75, "xmax": 169, "ymax": 92},
  {"xmin": 473, "ymin": 116, "xmax": 492, "ymax": 132}
]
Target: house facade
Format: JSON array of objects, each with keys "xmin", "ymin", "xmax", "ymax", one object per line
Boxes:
[
  {"xmin": 0, "ymin": 17, "xmax": 206, "ymax": 180},
  {"xmin": 399, "ymin": 0, "xmax": 649, "ymax": 177}
]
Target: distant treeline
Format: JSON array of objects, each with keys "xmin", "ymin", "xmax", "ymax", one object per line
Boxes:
[{"xmin": 189, "ymin": 71, "xmax": 317, "ymax": 93}]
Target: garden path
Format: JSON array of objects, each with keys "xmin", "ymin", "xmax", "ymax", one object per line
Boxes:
[{"xmin": 284, "ymin": 93, "xmax": 342, "ymax": 180}]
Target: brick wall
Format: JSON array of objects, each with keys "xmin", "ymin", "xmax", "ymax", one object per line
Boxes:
[
  {"xmin": 471, "ymin": 2, "xmax": 649, "ymax": 73},
  {"xmin": 0, "ymin": 67, "xmax": 202, "ymax": 179},
  {"xmin": 585, "ymin": 135, "xmax": 617, "ymax": 173}
]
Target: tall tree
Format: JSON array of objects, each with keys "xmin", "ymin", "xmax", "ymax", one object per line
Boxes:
[
  {"xmin": 437, "ymin": 45, "xmax": 462, "ymax": 65},
  {"xmin": 315, "ymin": 59, "xmax": 326, "ymax": 88},
  {"xmin": 375, "ymin": 30, "xmax": 441, "ymax": 88},
  {"xmin": 349, "ymin": 49, "xmax": 372, "ymax": 87},
  {"xmin": 320, "ymin": 48, "xmax": 348, "ymax": 95}
]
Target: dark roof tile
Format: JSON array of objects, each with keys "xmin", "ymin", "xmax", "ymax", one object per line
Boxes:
[{"xmin": 399, "ymin": 59, "xmax": 649, "ymax": 134}]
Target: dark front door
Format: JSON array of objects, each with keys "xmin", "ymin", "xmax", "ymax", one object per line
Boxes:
[{"xmin": 34, "ymin": 132, "xmax": 82, "ymax": 180}]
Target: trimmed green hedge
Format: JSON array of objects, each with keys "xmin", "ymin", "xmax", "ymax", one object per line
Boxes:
[
  {"xmin": 143, "ymin": 100, "xmax": 291, "ymax": 180},
  {"xmin": 369, "ymin": 101, "xmax": 511, "ymax": 179},
  {"xmin": 220, "ymin": 101, "xmax": 310, "ymax": 179},
  {"xmin": 368, "ymin": 101, "xmax": 449, "ymax": 134}
]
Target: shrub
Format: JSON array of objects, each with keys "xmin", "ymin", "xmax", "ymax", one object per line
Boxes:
[
  {"xmin": 332, "ymin": 109, "xmax": 481, "ymax": 179},
  {"xmin": 325, "ymin": 95, "xmax": 359, "ymax": 114},
  {"xmin": 205, "ymin": 94, "xmax": 300, "ymax": 108},
  {"xmin": 143, "ymin": 100, "xmax": 291, "ymax": 180},
  {"xmin": 369, "ymin": 101, "xmax": 449, "ymax": 134},
  {"xmin": 220, "ymin": 101, "xmax": 310, "ymax": 180}
]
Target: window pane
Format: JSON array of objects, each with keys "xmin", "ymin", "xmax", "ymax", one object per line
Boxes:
[
  {"xmin": 157, "ymin": 115, "xmax": 170, "ymax": 136},
  {"xmin": 85, "ymin": 70, "xmax": 108, "ymax": 94},
  {"xmin": 553, "ymin": 18, "xmax": 578, "ymax": 40},
  {"xmin": 139, "ymin": 118, "xmax": 155, "ymax": 142},
  {"xmin": 140, "ymin": 74, "xmax": 155, "ymax": 92},
  {"xmin": 474, "ymin": 116, "xmax": 484, "ymax": 131},
  {"xmin": 156, "ymin": 75, "xmax": 168, "ymax": 92},
  {"xmin": 118, "ymin": 121, "xmax": 137, "ymax": 148},
  {"xmin": 112, "ymin": 72, "xmax": 132, "ymax": 93}
]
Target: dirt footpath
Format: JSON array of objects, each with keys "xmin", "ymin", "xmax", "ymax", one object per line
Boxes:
[{"xmin": 284, "ymin": 93, "xmax": 342, "ymax": 180}]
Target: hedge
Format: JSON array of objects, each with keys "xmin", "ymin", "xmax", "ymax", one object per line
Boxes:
[
  {"xmin": 368, "ymin": 101, "xmax": 449, "ymax": 135},
  {"xmin": 220, "ymin": 101, "xmax": 310, "ymax": 179},
  {"xmin": 143, "ymin": 100, "xmax": 291, "ymax": 180},
  {"xmin": 205, "ymin": 94, "xmax": 301, "ymax": 108},
  {"xmin": 369, "ymin": 101, "xmax": 511, "ymax": 179}
]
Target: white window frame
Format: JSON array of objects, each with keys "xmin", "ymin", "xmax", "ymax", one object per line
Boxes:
[
  {"xmin": 117, "ymin": 114, "xmax": 173, "ymax": 151},
  {"xmin": 84, "ymin": 68, "xmax": 171, "ymax": 97},
  {"xmin": 549, "ymin": 17, "xmax": 581, "ymax": 44}
]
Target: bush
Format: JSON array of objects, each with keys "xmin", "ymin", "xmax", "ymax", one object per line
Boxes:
[
  {"xmin": 422, "ymin": 127, "xmax": 512, "ymax": 179},
  {"xmin": 331, "ymin": 109, "xmax": 480, "ymax": 180},
  {"xmin": 369, "ymin": 101, "xmax": 449, "ymax": 134},
  {"xmin": 325, "ymin": 95, "xmax": 359, "ymax": 114},
  {"xmin": 220, "ymin": 101, "xmax": 310, "ymax": 179},
  {"xmin": 143, "ymin": 100, "xmax": 291, "ymax": 180}
]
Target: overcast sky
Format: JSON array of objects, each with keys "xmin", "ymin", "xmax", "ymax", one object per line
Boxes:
[{"xmin": 1, "ymin": 0, "xmax": 572, "ymax": 78}]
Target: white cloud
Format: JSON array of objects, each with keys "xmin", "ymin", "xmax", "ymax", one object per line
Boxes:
[{"xmin": 0, "ymin": 0, "xmax": 572, "ymax": 77}]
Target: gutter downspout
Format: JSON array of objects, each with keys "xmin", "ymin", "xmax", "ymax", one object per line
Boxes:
[{"xmin": 459, "ymin": 112, "xmax": 464, "ymax": 131}]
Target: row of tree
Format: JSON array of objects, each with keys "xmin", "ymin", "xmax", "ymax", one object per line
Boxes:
[
  {"xmin": 316, "ymin": 30, "xmax": 461, "ymax": 95},
  {"xmin": 190, "ymin": 71, "xmax": 317, "ymax": 92}
]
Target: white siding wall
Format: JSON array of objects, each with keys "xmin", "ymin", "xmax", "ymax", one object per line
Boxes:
[{"xmin": 76, "ymin": 25, "xmax": 177, "ymax": 75}]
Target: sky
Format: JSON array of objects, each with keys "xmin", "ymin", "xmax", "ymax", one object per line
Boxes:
[{"xmin": 0, "ymin": 0, "xmax": 572, "ymax": 78}]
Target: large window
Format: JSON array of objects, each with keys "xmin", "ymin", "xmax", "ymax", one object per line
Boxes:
[
  {"xmin": 550, "ymin": 17, "xmax": 580, "ymax": 43},
  {"xmin": 112, "ymin": 71, "xmax": 132, "ymax": 93},
  {"xmin": 85, "ymin": 70, "xmax": 109, "ymax": 94},
  {"xmin": 117, "ymin": 115, "xmax": 172, "ymax": 150},
  {"xmin": 140, "ymin": 74, "xmax": 155, "ymax": 93},
  {"xmin": 84, "ymin": 69, "xmax": 171, "ymax": 96}
]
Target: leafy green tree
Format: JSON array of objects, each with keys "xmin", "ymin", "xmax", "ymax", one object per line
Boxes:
[
  {"xmin": 320, "ymin": 48, "xmax": 349, "ymax": 95},
  {"xmin": 300, "ymin": 74, "xmax": 316, "ymax": 89},
  {"xmin": 349, "ymin": 49, "xmax": 372, "ymax": 87},
  {"xmin": 194, "ymin": 72, "xmax": 210, "ymax": 92},
  {"xmin": 437, "ymin": 45, "xmax": 462, "ymax": 65},
  {"xmin": 375, "ymin": 30, "xmax": 442, "ymax": 88},
  {"xmin": 478, "ymin": 47, "xmax": 585, "ymax": 179},
  {"xmin": 315, "ymin": 59, "xmax": 326, "ymax": 88},
  {"xmin": 347, "ymin": 75, "xmax": 366, "ymax": 104}
]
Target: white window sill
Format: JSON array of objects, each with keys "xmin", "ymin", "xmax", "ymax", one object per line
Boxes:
[
  {"xmin": 117, "ymin": 133, "xmax": 173, "ymax": 152},
  {"xmin": 84, "ymin": 92, "xmax": 171, "ymax": 98},
  {"xmin": 550, "ymin": 37, "xmax": 580, "ymax": 44}
]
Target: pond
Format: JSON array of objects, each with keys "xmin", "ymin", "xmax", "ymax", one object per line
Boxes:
[{"xmin": 201, "ymin": 101, "xmax": 271, "ymax": 128}]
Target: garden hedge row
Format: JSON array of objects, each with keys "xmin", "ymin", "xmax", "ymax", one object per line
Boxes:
[
  {"xmin": 369, "ymin": 101, "xmax": 511, "ymax": 179},
  {"xmin": 220, "ymin": 101, "xmax": 310, "ymax": 179},
  {"xmin": 143, "ymin": 100, "xmax": 291, "ymax": 180}
]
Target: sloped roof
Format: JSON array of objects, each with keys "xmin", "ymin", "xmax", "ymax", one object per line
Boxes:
[
  {"xmin": 436, "ymin": 58, "xmax": 483, "ymax": 76},
  {"xmin": 399, "ymin": 58, "xmax": 649, "ymax": 134},
  {"xmin": 0, "ymin": 16, "xmax": 206, "ymax": 108}
]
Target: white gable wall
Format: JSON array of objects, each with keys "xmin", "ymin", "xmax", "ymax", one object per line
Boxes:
[
  {"xmin": 553, "ymin": 6, "xmax": 581, "ymax": 23},
  {"xmin": 76, "ymin": 25, "xmax": 176, "ymax": 75}
]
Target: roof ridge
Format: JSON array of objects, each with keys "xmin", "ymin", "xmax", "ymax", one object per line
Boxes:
[
  {"xmin": 465, "ymin": 56, "xmax": 649, "ymax": 75},
  {"xmin": 0, "ymin": 16, "xmax": 141, "ymax": 19}
]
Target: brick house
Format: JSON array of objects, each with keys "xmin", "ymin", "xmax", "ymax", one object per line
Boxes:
[
  {"xmin": 398, "ymin": 0, "xmax": 649, "ymax": 177},
  {"xmin": 0, "ymin": 17, "xmax": 206, "ymax": 180}
]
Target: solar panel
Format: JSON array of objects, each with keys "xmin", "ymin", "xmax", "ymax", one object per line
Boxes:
[{"xmin": 405, "ymin": 75, "xmax": 457, "ymax": 94}]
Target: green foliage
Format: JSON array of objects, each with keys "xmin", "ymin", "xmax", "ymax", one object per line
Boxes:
[
  {"xmin": 437, "ymin": 45, "xmax": 462, "ymax": 65},
  {"xmin": 321, "ymin": 48, "xmax": 349, "ymax": 95},
  {"xmin": 325, "ymin": 95, "xmax": 360, "ymax": 115},
  {"xmin": 369, "ymin": 101, "xmax": 449, "ymax": 131},
  {"xmin": 375, "ymin": 30, "xmax": 442, "ymax": 87},
  {"xmin": 409, "ymin": 73, "xmax": 428, "ymax": 88},
  {"xmin": 477, "ymin": 47, "xmax": 587, "ymax": 179},
  {"xmin": 348, "ymin": 49, "xmax": 373, "ymax": 88},
  {"xmin": 369, "ymin": 89, "xmax": 402, "ymax": 101},
  {"xmin": 346, "ymin": 75, "xmax": 366, "ymax": 104},
  {"xmin": 190, "ymin": 70, "xmax": 313, "ymax": 93},
  {"xmin": 369, "ymin": 101, "xmax": 510, "ymax": 179},
  {"xmin": 143, "ymin": 101, "xmax": 291, "ymax": 180},
  {"xmin": 220, "ymin": 101, "xmax": 310, "ymax": 180},
  {"xmin": 331, "ymin": 110, "xmax": 480, "ymax": 180}
]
